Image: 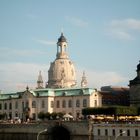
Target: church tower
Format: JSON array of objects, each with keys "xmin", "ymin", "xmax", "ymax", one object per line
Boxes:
[
  {"xmin": 37, "ymin": 71, "xmax": 44, "ymax": 89},
  {"xmin": 129, "ymin": 61, "xmax": 140, "ymax": 107},
  {"xmin": 81, "ymin": 71, "xmax": 88, "ymax": 88},
  {"xmin": 47, "ymin": 33, "xmax": 77, "ymax": 88}
]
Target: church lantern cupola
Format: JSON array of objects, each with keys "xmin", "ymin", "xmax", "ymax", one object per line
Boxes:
[{"xmin": 56, "ymin": 33, "xmax": 68, "ymax": 59}]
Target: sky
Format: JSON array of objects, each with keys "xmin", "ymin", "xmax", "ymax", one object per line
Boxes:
[{"xmin": 0, "ymin": 0, "xmax": 140, "ymax": 93}]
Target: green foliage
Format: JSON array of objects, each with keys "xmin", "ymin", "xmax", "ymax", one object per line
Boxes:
[
  {"xmin": 45, "ymin": 112, "xmax": 51, "ymax": 120},
  {"xmin": 38, "ymin": 112, "xmax": 45, "ymax": 120},
  {"xmin": 115, "ymin": 106, "xmax": 138, "ymax": 116},
  {"xmin": 51, "ymin": 112, "xmax": 57, "ymax": 120},
  {"xmin": 57, "ymin": 112, "xmax": 64, "ymax": 119},
  {"xmin": 138, "ymin": 107, "xmax": 140, "ymax": 115},
  {"xmin": 82, "ymin": 106, "xmax": 139, "ymax": 116},
  {"xmin": 38, "ymin": 112, "xmax": 64, "ymax": 120},
  {"xmin": 0, "ymin": 113, "xmax": 5, "ymax": 120}
]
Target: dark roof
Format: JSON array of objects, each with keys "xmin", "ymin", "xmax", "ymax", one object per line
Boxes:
[
  {"xmin": 137, "ymin": 61, "xmax": 140, "ymax": 72},
  {"xmin": 129, "ymin": 77, "xmax": 140, "ymax": 85},
  {"xmin": 101, "ymin": 86, "xmax": 129, "ymax": 94},
  {"xmin": 58, "ymin": 33, "xmax": 67, "ymax": 42}
]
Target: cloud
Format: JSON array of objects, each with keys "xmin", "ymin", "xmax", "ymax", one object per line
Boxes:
[
  {"xmin": 36, "ymin": 39, "xmax": 56, "ymax": 45},
  {"xmin": 0, "ymin": 47, "xmax": 47, "ymax": 58},
  {"xmin": 111, "ymin": 19, "xmax": 140, "ymax": 30},
  {"xmin": 65, "ymin": 16, "xmax": 89, "ymax": 27},
  {"xmin": 107, "ymin": 18, "xmax": 140, "ymax": 40},
  {"xmin": 76, "ymin": 67, "xmax": 128, "ymax": 90},
  {"xmin": 0, "ymin": 63, "xmax": 48, "ymax": 92},
  {"xmin": 0, "ymin": 63, "xmax": 128, "ymax": 93}
]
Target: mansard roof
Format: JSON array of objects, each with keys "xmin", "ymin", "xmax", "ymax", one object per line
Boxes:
[{"xmin": 0, "ymin": 87, "xmax": 97, "ymax": 100}]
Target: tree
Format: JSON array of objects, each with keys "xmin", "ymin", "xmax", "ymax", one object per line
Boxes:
[
  {"xmin": 82, "ymin": 106, "xmax": 139, "ymax": 116},
  {"xmin": 38, "ymin": 112, "xmax": 45, "ymax": 120}
]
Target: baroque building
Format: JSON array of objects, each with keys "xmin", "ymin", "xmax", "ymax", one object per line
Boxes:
[
  {"xmin": 129, "ymin": 61, "xmax": 140, "ymax": 107},
  {"xmin": 47, "ymin": 33, "xmax": 77, "ymax": 88},
  {"xmin": 0, "ymin": 33, "xmax": 102, "ymax": 120}
]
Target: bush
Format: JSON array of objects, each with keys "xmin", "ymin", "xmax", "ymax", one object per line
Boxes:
[{"xmin": 82, "ymin": 106, "xmax": 139, "ymax": 116}]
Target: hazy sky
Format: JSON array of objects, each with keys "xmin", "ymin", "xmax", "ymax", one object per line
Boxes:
[{"xmin": 0, "ymin": 0, "xmax": 140, "ymax": 92}]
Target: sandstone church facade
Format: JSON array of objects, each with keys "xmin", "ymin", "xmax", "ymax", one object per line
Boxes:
[
  {"xmin": 0, "ymin": 33, "xmax": 102, "ymax": 120},
  {"xmin": 129, "ymin": 61, "xmax": 140, "ymax": 107}
]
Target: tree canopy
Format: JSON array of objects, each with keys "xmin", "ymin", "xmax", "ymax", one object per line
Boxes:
[{"xmin": 82, "ymin": 106, "xmax": 139, "ymax": 116}]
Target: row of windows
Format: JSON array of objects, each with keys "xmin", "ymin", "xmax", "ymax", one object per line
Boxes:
[
  {"xmin": 97, "ymin": 129, "xmax": 139, "ymax": 137},
  {"xmin": 0, "ymin": 99, "xmax": 91, "ymax": 110},
  {"xmin": 0, "ymin": 100, "xmax": 48, "ymax": 110},
  {"xmin": 56, "ymin": 99, "xmax": 88, "ymax": 108}
]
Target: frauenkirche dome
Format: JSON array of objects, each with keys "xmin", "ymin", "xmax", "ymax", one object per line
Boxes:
[{"xmin": 46, "ymin": 33, "xmax": 77, "ymax": 88}]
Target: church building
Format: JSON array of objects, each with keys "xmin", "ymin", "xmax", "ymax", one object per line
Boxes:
[
  {"xmin": 0, "ymin": 33, "xmax": 102, "ymax": 120},
  {"xmin": 129, "ymin": 61, "xmax": 140, "ymax": 107}
]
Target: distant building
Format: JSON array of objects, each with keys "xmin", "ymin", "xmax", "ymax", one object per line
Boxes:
[
  {"xmin": 93, "ymin": 123, "xmax": 140, "ymax": 140},
  {"xmin": 129, "ymin": 61, "xmax": 140, "ymax": 107},
  {"xmin": 100, "ymin": 86, "xmax": 129, "ymax": 106},
  {"xmin": 0, "ymin": 33, "xmax": 102, "ymax": 120}
]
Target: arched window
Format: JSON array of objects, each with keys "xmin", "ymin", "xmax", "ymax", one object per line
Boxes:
[
  {"xmin": 83, "ymin": 99, "xmax": 87, "ymax": 107},
  {"xmin": 62, "ymin": 100, "xmax": 66, "ymax": 108},
  {"xmin": 76, "ymin": 99, "xmax": 80, "ymax": 107},
  {"xmin": 32, "ymin": 101, "xmax": 36, "ymax": 108}
]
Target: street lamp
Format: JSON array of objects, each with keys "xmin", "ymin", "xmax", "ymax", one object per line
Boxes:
[
  {"xmin": 115, "ymin": 131, "xmax": 126, "ymax": 140},
  {"xmin": 37, "ymin": 129, "xmax": 47, "ymax": 140}
]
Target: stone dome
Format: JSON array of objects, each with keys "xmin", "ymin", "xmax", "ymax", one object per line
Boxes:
[
  {"xmin": 47, "ymin": 59, "xmax": 76, "ymax": 88},
  {"xmin": 47, "ymin": 33, "xmax": 77, "ymax": 88}
]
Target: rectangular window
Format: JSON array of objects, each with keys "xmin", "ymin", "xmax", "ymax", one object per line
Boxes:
[
  {"xmin": 51, "ymin": 101, "xmax": 54, "ymax": 108},
  {"xmin": 15, "ymin": 101, "xmax": 18, "ymax": 109},
  {"xmin": 22, "ymin": 102, "xmax": 24, "ymax": 110},
  {"xmin": 9, "ymin": 103, "xmax": 12, "ymax": 110},
  {"xmin": 0, "ymin": 103, "xmax": 2, "ymax": 110},
  {"xmin": 62, "ymin": 100, "xmax": 66, "ymax": 108},
  {"xmin": 135, "ymin": 129, "xmax": 138, "ymax": 137},
  {"xmin": 42, "ymin": 100, "xmax": 45, "ymax": 108},
  {"xmin": 4, "ymin": 103, "xmax": 7, "ymax": 110},
  {"xmin": 76, "ymin": 100, "xmax": 80, "ymax": 107},
  {"xmin": 127, "ymin": 130, "xmax": 130, "ymax": 136},
  {"xmin": 83, "ymin": 99, "xmax": 87, "ymax": 107},
  {"xmin": 56, "ymin": 100, "xmax": 60, "ymax": 108},
  {"xmin": 94, "ymin": 100, "xmax": 97, "ymax": 107},
  {"xmin": 105, "ymin": 129, "xmax": 108, "ymax": 136},
  {"xmin": 32, "ymin": 101, "xmax": 36, "ymax": 108},
  {"xmin": 68, "ymin": 100, "xmax": 72, "ymax": 108},
  {"xmin": 26, "ymin": 101, "xmax": 29, "ymax": 107},
  {"xmin": 112, "ymin": 129, "xmax": 115, "ymax": 136},
  {"xmin": 97, "ymin": 129, "xmax": 100, "ymax": 136},
  {"xmin": 119, "ymin": 130, "xmax": 123, "ymax": 136}
]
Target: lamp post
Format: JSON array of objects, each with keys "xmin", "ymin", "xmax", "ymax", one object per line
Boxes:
[
  {"xmin": 37, "ymin": 129, "xmax": 47, "ymax": 140},
  {"xmin": 115, "ymin": 131, "xmax": 126, "ymax": 140}
]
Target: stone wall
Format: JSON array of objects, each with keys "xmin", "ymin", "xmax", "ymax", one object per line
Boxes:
[{"xmin": 0, "ymin": 121, "xmax": 90, "ymax": 140}]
